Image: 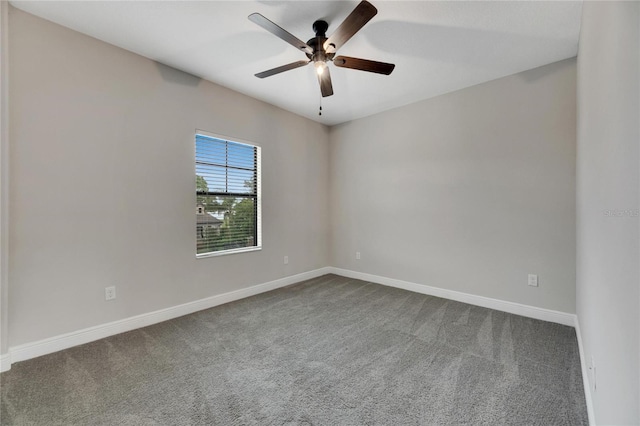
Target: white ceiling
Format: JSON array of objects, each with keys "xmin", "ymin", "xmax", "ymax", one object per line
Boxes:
[{"xmin": 11, "ymin": 1, "xmax": 583, "ymax": 126}]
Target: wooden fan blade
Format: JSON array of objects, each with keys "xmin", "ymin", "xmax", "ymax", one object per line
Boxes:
[
  {"xmin": 317, "ymin": 67, "xmax": 334, "ymax": 97},
  {"xmin": 333, "ymin": 56, "xmax": 395, "ymax": 75},
  {"xmin": 249, "ymin": 13, "xmax": 313, "ymax": 54},
  {"xmin": 324, "ymin": 1, "xmax": 377, "ymax": 52},
  {"xmin": 255, "ymin": 60, "xmax": 310, "ymax": 78}
]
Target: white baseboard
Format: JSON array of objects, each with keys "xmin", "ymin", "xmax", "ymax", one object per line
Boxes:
[
  {"xmin": 329, "ymin": 267, "xmax": 576, "ymax": 326},
  {"xmin": 3, "ymin": 265, "xmax": 596, "ymax": 425},
  {"xmin": 3, "ymin": 267, "xmax": 331, "ymax": 370},
  {"xmin": 1, "ymin": 267, "xmax": 579, "ymax": 373},
  {"xmin": 0, "ymin": 352, "xmax": 10, "ymax": 373},
  {"xmin": 574, "ymin": 317, "xmax": 596, "ymax": 425}
]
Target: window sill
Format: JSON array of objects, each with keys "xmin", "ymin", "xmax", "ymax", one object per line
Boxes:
[{"xmin": 196, "ymin": 246, "xmax": 262, "ymax": 259}]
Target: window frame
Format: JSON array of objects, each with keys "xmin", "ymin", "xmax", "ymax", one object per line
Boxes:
[{"xmin": 195, "ymin": 129, "xmax": 262, "ymax": 258}]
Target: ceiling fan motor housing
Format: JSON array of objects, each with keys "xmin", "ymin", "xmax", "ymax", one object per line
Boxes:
[{"xmin": 307, "ymin": 20, "xmax": 335, "ymax": 63}]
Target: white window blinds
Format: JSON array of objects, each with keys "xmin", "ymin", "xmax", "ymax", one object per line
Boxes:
[{"xmin": 195, "ymin": 133, "xmax": 261, "ymax": 256}]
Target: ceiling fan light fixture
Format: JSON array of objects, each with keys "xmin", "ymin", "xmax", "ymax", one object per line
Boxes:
[{"xmin": 315, "ymin": 61, "xmax": 327, "ymax": 76}]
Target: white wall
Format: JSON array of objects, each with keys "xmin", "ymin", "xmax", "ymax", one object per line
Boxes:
[
  {"xmin": 8, "ymin": 7, "xmax": 330, "ymax": 347},
  {"xmin": 330, "ymin": 58, "xmax": 577, "ymax": 314},
  {"xmin": 576, "ymin": 2, "xmax": 640, "ymax": 424}
]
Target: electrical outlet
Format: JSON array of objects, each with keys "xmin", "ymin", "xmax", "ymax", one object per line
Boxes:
[
  {"xmin": 105, "ymin": 286, "xmax": 116, "ymax": 301},
  {"xmin": 356, "ymin": 251, "xmax": 361, "ymax": 260},
  {"xmin": 284, "ymin": 255, "xmax": 289, "ymax": 265},
  {"xmin": 527, "ymin": 274, "xmax": 538, "ymax": 287}
]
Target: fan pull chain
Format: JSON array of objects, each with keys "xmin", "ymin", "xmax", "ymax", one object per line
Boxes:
[{"xmin": 319, "ymin": 95, "xmax": 323, "ymax": 116}]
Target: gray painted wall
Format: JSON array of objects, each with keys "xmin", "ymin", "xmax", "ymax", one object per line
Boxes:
[
  {"xmin": 330, "ymin": 58, "xmax": 577, "ymax": 314},
  {"xmin": 1, "ymin": 1, "xmax": 9, "ymax": 356},
  {"xmin": 576, "ymin": 1, "xmax": 640, "ymax": 424},
  {"xmin": 8, "ymin": 7, "xmax": 330, "ymax": 347}
]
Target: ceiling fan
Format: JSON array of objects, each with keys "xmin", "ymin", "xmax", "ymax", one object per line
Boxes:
[{"xmin": 249, "ymin": 0, "xmax": 395, "ymax": 98}]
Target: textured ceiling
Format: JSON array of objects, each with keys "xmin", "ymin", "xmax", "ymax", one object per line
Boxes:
[{"xmin": 11, "ymin": 1, "xmax": 583, "ymax": 126}]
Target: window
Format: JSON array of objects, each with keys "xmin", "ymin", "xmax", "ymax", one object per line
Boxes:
[{"xmin": 195, "ymin": 132, "xmax": 261, "ymax": 256}]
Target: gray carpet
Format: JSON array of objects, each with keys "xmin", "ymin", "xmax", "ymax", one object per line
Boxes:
[{"xmin": 0, "ymin": 274, "xmax": 588, "ymax": 425}]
